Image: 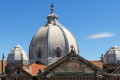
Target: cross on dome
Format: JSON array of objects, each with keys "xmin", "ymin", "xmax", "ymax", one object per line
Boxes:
[
  {"xmin": 50, "ymin": 4, "xmax": 54, "ymax": 14},
  {"xmin": 46, "ymin": 4, "xmax": 58, "ymax": 24}
]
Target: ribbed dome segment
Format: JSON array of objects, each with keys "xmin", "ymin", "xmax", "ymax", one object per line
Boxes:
[
  {"xmin": 29, "ymin": 5, "xmax": 79, "ymax": 66},
  {"xmin": 103, "ymin": 45, "xmax": 120, "ymax": 64},
  {"xmin": 7, "ymin": 45, "xmax": 29, "ymax": 64}
]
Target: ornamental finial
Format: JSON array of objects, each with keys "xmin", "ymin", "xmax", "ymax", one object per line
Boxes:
[
  {"xmin": 71, "ymin": 45, "xmax": 74, "ymax": 52},
  {"xmin": 100, "ymin": 54, "xmax": 104, "ymax": 63},
  {"xmin": 50, "ymin": 4, "xmax": 54, "ymax": 14},
  {"xmin": 2, "ymin": 53, "xmax": 4, "ymax": 59}
]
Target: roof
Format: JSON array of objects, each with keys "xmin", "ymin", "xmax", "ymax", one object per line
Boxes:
[
  {"xmin": 42, "ymin": 51, "xmax": 105, "ymax": 75},
  {"xmin": 7, "ymin": 65, "xmax": 32, "ymax": 77},
  {"xmin": 89, "ymin": 60, "xmax": 103, "ymax": 69},
  {"xmin": 30, "ymin": 61, "xmax": 47, "ymax": 76},
  {"xmin": 4, "ymin": 60, "xmax": 7, "ymax": 66}
]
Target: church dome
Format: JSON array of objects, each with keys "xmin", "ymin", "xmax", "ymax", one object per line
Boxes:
[
  {"xmin": 103, "ymin": 45, "xmax": 120, "ymax": 64},
  {"xmin": 7, "ymin": 45, "xmax": 29, "ymax": 64},
  {"xmin": 29, "ymin": 4, "xmax": 79, "ymax": 66}
]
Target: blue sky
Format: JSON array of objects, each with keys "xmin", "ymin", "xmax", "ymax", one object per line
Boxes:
[{"xmin": 0, "ymin": 0, "xmax": 120, "ymax": 60}]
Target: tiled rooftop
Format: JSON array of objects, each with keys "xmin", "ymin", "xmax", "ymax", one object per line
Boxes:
[
  {"xmin": 89, "ymin": 60, "xmax": 103, "ymax": 69},
  {"xmin": 30, "ymin": 61, "xmax": 47, "ymax": 75}
]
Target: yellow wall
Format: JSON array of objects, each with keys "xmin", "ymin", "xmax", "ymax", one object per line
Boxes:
[
  {"xmin": 0, "ymin": 61, "xmax": 2, "ymax": 74},
  {"xmin": 3, "ymin": 60, "xmax": 5, "ymax": 73}
]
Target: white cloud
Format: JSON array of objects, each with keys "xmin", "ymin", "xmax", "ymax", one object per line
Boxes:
[{"xmin": 87, "ymin": 32, "xmax": 115, "ymax": 39}]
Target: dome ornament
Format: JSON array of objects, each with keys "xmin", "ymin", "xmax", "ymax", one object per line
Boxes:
[
  {"xmin": 2, "ymin": 53, "xmax": 5, "ymax": 59},
  {"xmin": 71, "ymin": 45, "xmax": 75, "ymax": 52},
  {"xmin": 46, "ymin": 4, "xmax": 58, "ymax": 25},
  {"xmin": 50, "ymin": 4, "xmax": 54, "ymax": 14},
  {"xmin": 100, "ymin": 54, "xmax": 104, "ymax": 63}
]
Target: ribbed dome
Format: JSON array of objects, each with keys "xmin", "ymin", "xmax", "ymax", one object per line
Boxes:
[
  {"xmin": 29, "ymin": 4, "xmax": 79, "ymax": 66},
  {"xmin": 103, "ymin": 45, "xmax": 120, "ymax": 64},
  {"xmin": 7, "ymin": 45, "xmax": 29, "ymax": 64}
]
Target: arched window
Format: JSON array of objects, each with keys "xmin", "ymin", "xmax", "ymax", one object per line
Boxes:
[
  {"xmin": 56, "ymin": 51, "xmax": 60, "ymax": 57},
  {"xmin": 37, "ymin": 47, "xmax": 42, "ymax": 58},
  {"xmin": 55, "ymin": 47, "xmax": 62, "ymax": 57},
  {"xmin": 37, "ymin": 51, "xmax": 41, "ymax": 58}
]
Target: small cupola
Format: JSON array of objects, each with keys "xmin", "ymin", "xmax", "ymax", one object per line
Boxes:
[
  {"xmin": 103, "ymin": 45, "xmax": 120, "ymax": 73},
  {"xmin": 103, "ymin": 45, "xmax": 120, "ymax": 65},
  {"xmin": 7, "ymin": 45, "xmax": 29, "ymax": 64}
]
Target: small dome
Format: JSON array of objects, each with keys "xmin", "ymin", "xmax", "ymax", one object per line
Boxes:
[
  {"xmin": 7, "ymin": 45, "xmax": 29, "ymax": 64},
  {"xmin": 29, "ymin": 4, "xmax": 79, "ymax": 66},
  {"xmin": 103, "ymin": 45, "xmax": 120, "ymax": 64}
]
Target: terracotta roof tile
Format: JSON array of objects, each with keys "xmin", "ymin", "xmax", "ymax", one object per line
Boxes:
[
  {"xmin": 89, "ymin": 60, "xmax": 103, "ymax": 69},
  {"xmin": 30, "ymin": 61, "xmax": 47, "ymax": 75},
  {"xmin": 4, "ymin": 60, "xmax": 7, "ymax": 66}
]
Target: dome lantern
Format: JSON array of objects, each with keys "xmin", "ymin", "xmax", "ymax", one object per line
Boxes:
[
  {"xmin": 50, "ymin": 4, "xmax": 54, "ymax": 14},
  {"xmin": 47, "ymin": 4, "xmax": 58, "ymax": 25}
]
